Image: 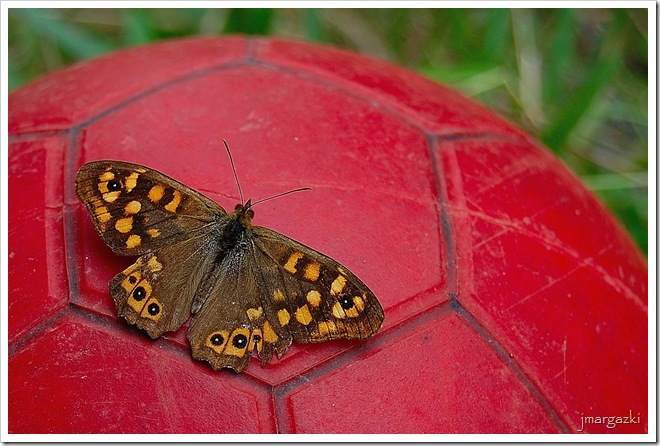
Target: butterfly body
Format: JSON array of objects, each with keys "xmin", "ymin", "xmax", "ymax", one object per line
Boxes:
[
  {"xmin": 212, "ymin": 201, "xmax": 256, "ymax": 256},
  {"xmin": 76, "ymin": 160, "xmax": 384, "ymax": 373}
]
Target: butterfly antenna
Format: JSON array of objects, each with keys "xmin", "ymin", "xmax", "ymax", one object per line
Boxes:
[
  {"xmin": 251, "ymin": 187, "xmax": 312, "ymax": 207},
  {"xmin": 223, "ymin": 140, "xmax": 244, "ymax": 205}
]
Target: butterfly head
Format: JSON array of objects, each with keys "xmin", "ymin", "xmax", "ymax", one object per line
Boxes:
[{"xmin": 233, "ymin": 199, "xmax": 255, "ymax": 225}]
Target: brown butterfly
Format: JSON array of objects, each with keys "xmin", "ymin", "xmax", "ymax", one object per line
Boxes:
[{"xmin": 75, "ymin": 144, "xmax": 384, "ymax": 372}]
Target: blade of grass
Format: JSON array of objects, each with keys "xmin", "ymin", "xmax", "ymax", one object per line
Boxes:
[
  {"xmin": 8, "ymin": 63, "xmax": 23, "ymax": 91},
  {"xmin": 302, "ymin": 9, "xmax": 324, "ymax": 42},
  {"xmin": 581, "ymin": 172, "xmax": 647, "ymax": 190},
  {"xmin": 223, "ymin": 8, "xmax": 274, "ymax": 35},
  {"xmin": 480, "ymin": 9, "xmax": 511, "ymax": 63},
  {"xmin": 12, "ymin": 8, "xmax": 114, "ymax": 59},
  {"xmin": 512, "ymin": 9, "xmax": 544, "ymax": 127},
  {"xmin": 541, "ymin": 11, "xmax": 627, "ymax": 151},
  {"xmin": 544, "ymin": 9, "xmax": 577, "ymax": 104},
  {"xmin": 122, "ymin": 9, "xmax": 153, "ymax": 45}
]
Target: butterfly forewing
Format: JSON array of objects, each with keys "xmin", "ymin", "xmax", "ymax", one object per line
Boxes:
[
  {"xmin": 75, "ymin": 160, "xmax": 223, "ymax": 256},
  {"xmin": 110, "ymin": 237, "xmax": 217, "ymax": 338},
  {"xmin": 252, "ymin": 227, "xmax": 384, "ymax": 343}
]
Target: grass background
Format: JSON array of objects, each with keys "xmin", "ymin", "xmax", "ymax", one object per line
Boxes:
[{"xmin": 7, "ymin": 8, "xmax": 649, "ymax": 255}]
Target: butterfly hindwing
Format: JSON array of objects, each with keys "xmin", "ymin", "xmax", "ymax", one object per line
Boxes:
[
  {"xmin": 109, "ymin": 237, "xmax": 216, "ymax": 338},
  {"xmin": 187, "ymin": 252, "xmax": 293, "ymax": 372},
  {"xmin": 75, "ymin": 160, "xmax": 223, "ymax": 256}
]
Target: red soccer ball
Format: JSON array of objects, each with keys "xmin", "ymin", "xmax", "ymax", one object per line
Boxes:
[{"xmin": 8, "ymin": 37, "xmax": 647, "ymax": 434}]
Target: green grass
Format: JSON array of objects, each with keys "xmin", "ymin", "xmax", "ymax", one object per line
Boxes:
[{"xmin": 7, "ymin": 8, "xmax": 649, "ymax": 256}]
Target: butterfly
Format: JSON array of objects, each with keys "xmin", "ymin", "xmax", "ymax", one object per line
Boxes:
[{"xmin": 75, "ymin": 143, "xmax": 384, "ymax": 373}]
